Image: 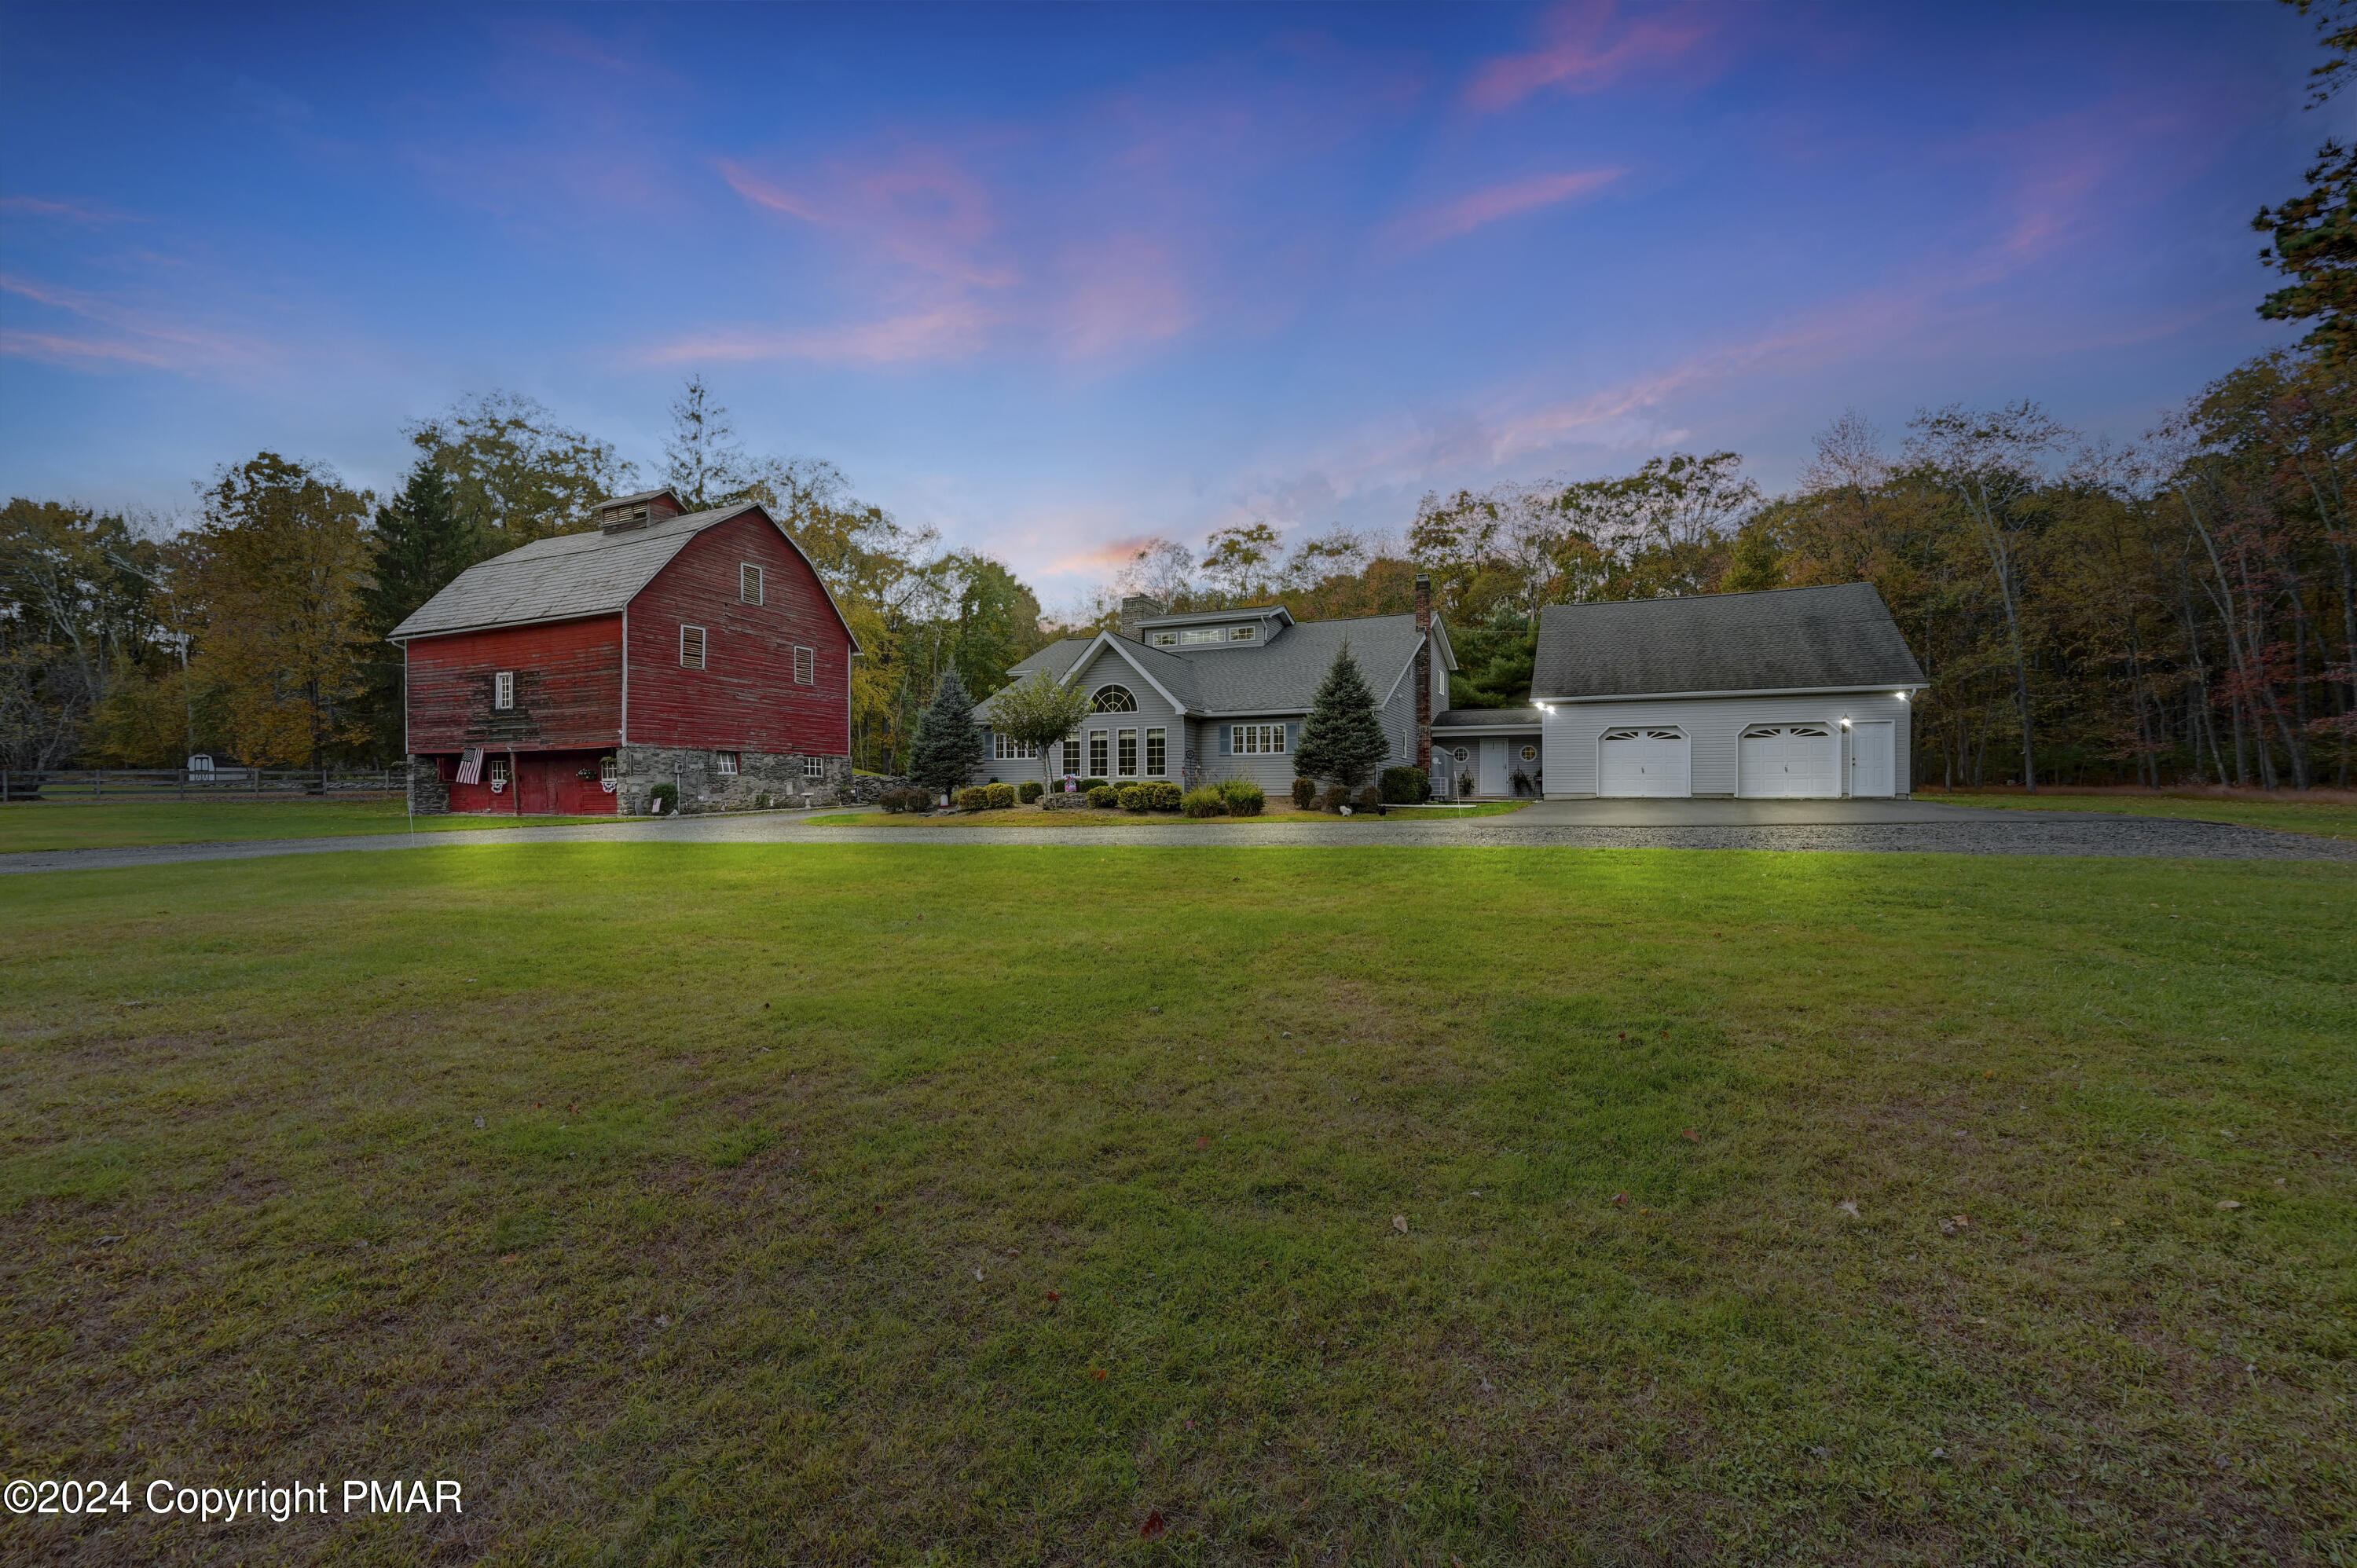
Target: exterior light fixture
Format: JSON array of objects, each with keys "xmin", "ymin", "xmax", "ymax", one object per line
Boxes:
[{"xmin": 1841, "ymin": 716, "xmax": 1852, "ymax": 728}]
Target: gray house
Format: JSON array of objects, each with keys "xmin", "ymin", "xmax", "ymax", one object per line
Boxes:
[
  {"xmin": 972, "ymin": 581, "xmax": 1466, "ymax": 795},
  {"xmin": 1532, "ymin": 583, "xmax": 1928, "ymax": 798}
]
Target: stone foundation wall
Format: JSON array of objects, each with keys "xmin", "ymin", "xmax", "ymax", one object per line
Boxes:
[
  {"xmin": 613, "ymin": 746, "xmax": 849, "ymax": 815},
  {"xmin": 407, "ymin": 759, "xmax": 451, "ymax": 816},
  {"xmin": 849, "ymin": 772, "xmax": 909, "ymax": 804}
]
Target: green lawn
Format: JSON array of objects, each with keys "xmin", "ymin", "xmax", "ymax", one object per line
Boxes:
[
  {"xmin": 3, "ymin": 845, "xmax": 2352, "ymax": 1564},
  {"xmin": 1934, "ymin": 790, "xmax": 2357, "ymax": 843},
  {"xmin": 0, "ymin": 800, "xmax": 617, "ymax": 852},
  {"xmin": 808, "ymin": 800, "xmax": 1531, "ymax": 827}
]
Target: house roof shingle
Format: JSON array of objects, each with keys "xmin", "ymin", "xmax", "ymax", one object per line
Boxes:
[
  {"xmin": 1530, "ymin": 583, "xmax": 1925, "ymax": 700},
  {"xmin": 987, "ymin": 612, "xmax": 1428, "ymax": 718}
]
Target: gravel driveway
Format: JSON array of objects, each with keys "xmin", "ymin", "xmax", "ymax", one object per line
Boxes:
[{"xmin": 5, "ymin": 803, "xmax": 2352, "ymax": 874}]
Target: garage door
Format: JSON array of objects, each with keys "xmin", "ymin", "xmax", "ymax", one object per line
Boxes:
[
  {"xmin": 1599, "ymin": 727, "xmax": 1689, "ymax": 797},
  {"xmin": 1739, "ymin": 724, "xmax": 1838, "ymax": 797}
]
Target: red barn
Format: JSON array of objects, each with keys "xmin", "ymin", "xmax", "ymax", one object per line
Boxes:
[{"xmin": 390, "ymin": 487, "xmax": 860, "ymax": 815}]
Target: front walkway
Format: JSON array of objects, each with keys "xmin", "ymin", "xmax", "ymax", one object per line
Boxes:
[{"xmin": 5, "ymin": 799, "xmax": 2353, "ymax": 873}]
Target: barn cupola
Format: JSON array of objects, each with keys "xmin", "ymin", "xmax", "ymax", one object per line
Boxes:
[{"xmin": 593, "ymin": 487, "xmax": 688, "ymax": 533}]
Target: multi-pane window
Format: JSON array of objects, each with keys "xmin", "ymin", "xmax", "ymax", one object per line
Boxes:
[
  {"xmin": 599, "ymin": 756, "xmax": 618, "ymax": 793},
  {"xmin": 493, "ymin": 671, "xmax": 515, "ymax": 710},
  {"xmin": 1088, "ymin": 731, "xmax": 1109, "ymax": 776},
  {"xmin": 1116, "ymin": 728, "xmax": 1138, "ymax": 777},
  {"xmin": 1179, "ymin": 627, "xmax": 1222, "ymax": 645},
  {"xmin": 716, "ymin": 752, "xmax": 740, "ymax": 775},
  {"xmin": 993, "ymin": 733, "xmax": 1039, "ymax": 760},
  {"xmin": 1091, "ymin": 685, "xmax": 1136, "ymax": 712},
  {"xmin": 794, "ymin": 646, "xmax": 815, "ymax": 683},
  {"xmin": 741, "ymin": 564, "xmax": 764, "ymax": 605},
  {"xmin": 1145, "ymin": 727, "xmax": 1166, "ymax": 775},
  {"xmin": 1230, "ymin": 625, "xmax": 1256, "ymax": 641},
  {"xmin": 1233, "ymin": 723, "xmax": 1286, "ymax": 754},
  {"xmin": 1061, "ymin": 738, "xmax": 1082, "ymax": 776},
  {"xmin": 803, "ymin": 757, "xmax": 825, "ymax": 780},
  {"xmin": 1150, "ymin": 631, "xmax": 1178, "ymax": 647},
  {"xmin": 487, "ymin": 757, "xmax": 510, "ymax": 792},
  {"xmin": 680, "ymin": 625, "xmax": 706, "ymax": 669}
]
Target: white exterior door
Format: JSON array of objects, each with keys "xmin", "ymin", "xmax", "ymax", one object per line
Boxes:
[
  {"xmin": 1739, "ymin": 724, "xmax": 1839, "ymax": 797},
  {"xmin": 1479, "ymin": 738, "xmax": 1509, "ymax": 796},
  {"xmin": 1849, "ymin": 720, "xmax": 1895, "ymax": 797},
  {"xmin": 1598, "ymin": 727, "xmax": 1689, "ymax": 797}
]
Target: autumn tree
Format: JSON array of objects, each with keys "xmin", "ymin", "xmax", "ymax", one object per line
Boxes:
[
  {"xmin": 404, "ymin": 390, "xmax": 635, "ymax": 549},
  {"xmin": 182, "ymin": 453, "xmax": 372, "ymax": 771}
]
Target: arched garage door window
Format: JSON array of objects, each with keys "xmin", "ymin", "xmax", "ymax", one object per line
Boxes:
[
  {"xmin": 1738, "ymin": 724, "xmax": 1838, "ymax": 798},
  {"xmin": 1598, "ymin": 727, "xmax": 1688, "ymax": 797}
]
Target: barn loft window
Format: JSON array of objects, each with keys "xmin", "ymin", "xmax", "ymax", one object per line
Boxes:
[
  {"xmin": 493, "ymin": 671, "xmax": 515, "ymax": 710},
  {"xmin": 741, "ymin": 564, "xmax": 764, "ymax": 605},
  {"xmin": 802, "ymin": 757, "xmax": 824, "ymax": 780},
  {"xmin": 1091, "ymin": 685, "xmax": 1136, "ymax": 713},
  {"xmin": 794, "ymin": 646, "xmax": 815, "ymax": 684},
  {"xmin": 680, "ymin": 625, "xmax": 706, "ymax": 669},
  {"xmin": 715, "ymin": 752, "xmax": 739, "ymax": 775}
]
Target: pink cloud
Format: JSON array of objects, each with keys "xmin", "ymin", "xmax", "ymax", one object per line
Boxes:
[
  {"xmin": 0, "ymin": 273, "xmax": 280, "ymax": 376},
  {"xmin": 1468, "ymin": 2, "xmax": 1715, "ymax": 112},
  {"xmin": 643, "ymin": 302, "xmax": 997, "ymax": 368},
  {"xmin": 1052, "ymin": 235, "xmax": 1193, "ymax": 359},
  {"xmin": 719, "ymin": 154, "xmax": 1014, "ymax": 288},
  {"xmin": 1387, "ymin": 167, "xmax": 1624, "ymax": 250},
  {"xmin": 0, "ymin": 196, "xmax": 136, "ymax": 224}
]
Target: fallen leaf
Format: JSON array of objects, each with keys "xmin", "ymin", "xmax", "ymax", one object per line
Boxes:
[
  {"xmin": 1612, "ymin": 1192, "xmax": 1630, "ymax": 1206},
  {"xmin": 1681, "ymin": 1128, "xmax": 1700, "ymax": 1142},
  {"xmin": 1196, "ymin": 1136, "xmax": 1209, "ymax": 1148},
  {"xmin": 1139, "ymin": 1507, "xmax": 1167, "ymax": 1539},
  {"xmin": 2217, "ymin": 1200, "xmax": 2243, "ymax": 1210},
  {"xmin": 1392, "ymin": 1214, "xmax": 1409, "ymax": 1233},
  {"xmin": 1047, "ymin": 1290, "xmax": 1061, "ymax": 1302},
  {"xmin": 1091, "ymin": 1368, "xmax": 1108, "ymax": 1381},
  {"xmin": 1837, "ymin": 1200, "xmax": 1860, "ymax": 1217}
]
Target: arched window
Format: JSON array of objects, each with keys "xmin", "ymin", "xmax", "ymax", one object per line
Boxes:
[{"xmin": 1091, "ymin": 685, "xmax": 1137, "ymax": 713}]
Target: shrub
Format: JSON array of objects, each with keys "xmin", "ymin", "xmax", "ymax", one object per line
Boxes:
[
  {"xmin": 647, "ymin": 782, "xmax": 679, "ymax": 815},
  {"xmin": 883, "ymin": 786, "xmax": 935, "ymax": 814},
  {"xmin": 958, "ymin": 786, "xmax": 990, "ymax": 812},
  {"xmin": 878, "ymin": 788, "xmax": 907, "ymax": 814},
  {"xmin": 1182, "ymin": 786, "xmax": 1228, "ymax": 818},
  {"xmin": 1116, "ymin": 784, "xmax": 1149, "ymax": 812},
  {"xmin": 984, "ymin": 782, "xmax": 1017, "ymax": 810},
  {"xmin": 1357, "ymin": 786, "xmax": 1384, "ymax": 814},
  {"xmin": 1380, "ymin": 764, "xmax": 1430, "ymax": 804},
  {"xmin": 1078, "ymin": 778, "xmax": 1109, "ymax": 793},
  {"xmin": 1217, "ymin": 778, "xmax": 1266, "ymax": 817},
  {"xmin": 1017, "ymin": 779, "xmax": 1043, "ymax": 804},
  {"xmin": 1290, "ymin": 776, "xmax": 1318, "ymax": 810},
  {"xmin": 1145, "ymin": 780, "xmax": 1182, "ymax": 811},
  {"xmin": 1087, "ymin": 785, "xmax": 1120, "ymax": 809},
  {"xmin": 1319, "ymin": 784, "xmax": 1354, "ymax": 813}
]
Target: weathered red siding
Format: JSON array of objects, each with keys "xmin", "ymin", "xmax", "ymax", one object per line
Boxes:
[
  {"xmin": 625, "ymin": 511, "xmax": 852, "ymax": 754},
  {"xmin": 405, "ymin": 617, "xmax": 624, "ymax": 753}
]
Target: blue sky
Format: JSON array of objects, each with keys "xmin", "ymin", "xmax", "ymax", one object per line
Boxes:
[{"xmin": 0, "ymin": 2, "xmax": 2333, "ymax": 605}]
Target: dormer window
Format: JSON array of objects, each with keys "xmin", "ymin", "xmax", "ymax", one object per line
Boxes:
[
  {"xmin": 1231, "ymin": 625, "xmax": 1256, "ymax": 641},
  {"xmin": 1151, "ymin": 631, "xmax": 1178, "ymax": 647},
  {"xmin": 1178, "ymin": 627, "xmax": 1222, "ymax": 645}
]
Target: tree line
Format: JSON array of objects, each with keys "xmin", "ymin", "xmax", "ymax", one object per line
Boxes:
[{"xmin": 0, "ymin": 377, "xmax": 1049, "ymax": 775}]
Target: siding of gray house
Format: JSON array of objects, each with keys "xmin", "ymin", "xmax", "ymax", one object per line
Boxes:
[
  {"xmin": 973, "ymin": 643, "xmax": 1189, "ymax": 787},
  {"xmin": 1197, "ymin": 714, "xmax": 1307, "ymax": 795}
]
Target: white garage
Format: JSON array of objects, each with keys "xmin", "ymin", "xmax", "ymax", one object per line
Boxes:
[
  {"xmin": 1737, "ymin": 723, "xmax": 1839, "ymax": 797},
  {"xmin": 1599, "ymin": 727, "xmax": 1689, "ymax": 797},
  {"xmin": 1528, "ymin": 584, "xmax": 1930, "ymax": 798}
]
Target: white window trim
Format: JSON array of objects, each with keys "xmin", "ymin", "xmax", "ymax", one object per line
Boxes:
[
  {"xmin": 1087, "ymin": 731, "xmax": 1109, "ymax": 775},
  {"xmin": 1116, "ymin": 727, "xmax": 1139, "ymax": 777},
  {"xmin": 1231, "ymin": 625, "xmax": 1256, "ymax": 641},
  {"xmin": 741, "ymin": 563, "xmax": 764, "ymax": 605},
  {"xmin": 493, "ymin": 671, "xmax": 515, "ymax": 710},
  {"xmin": 487, "ymin": 757, "xmax": 510, "ymax": 792},
  {"xmin": 1234, "ymin": 723, "xmax": 1286, "ymax": 756},
  {"xmin": 992, "ymin": 733, "xmax": 1040, "ymax": 760},
  {"xmin": 1145, "ymin": 726, "xmax": 1166, "ymax": 775},
  {"xmin": 680, "ymin": 625, "xmax": 706, "ymax": 669},
  {"xmin": 716, "ymin": 751, "xmax": 740, "ymax": 775},
  {"xmin": 802, "ymin": 756, "xmax": 825, "ymax": 780},
  {"xmin": 794, "ymin": 645, "xmax": 815, "ymax": 684},
  {"xmin": 1091, "ymin": 684, "xmax": 1138, "ymax": 713}
]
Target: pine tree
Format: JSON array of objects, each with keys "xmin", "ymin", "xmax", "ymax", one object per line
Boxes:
[
  {"xmin": 358, "ymin": 457, "xmax": 475, "ymax": 757},
  {"xmin": 1292, "ymin": 640, "xmax": 1390, "ymax": 790},
  {"xmin": 907, "ymin": 668, "xmax": 985, "ymax": 798}
]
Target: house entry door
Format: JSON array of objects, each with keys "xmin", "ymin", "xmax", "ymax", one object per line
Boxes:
[
  {"xmin": 1479, "ymin": 738, "xmax": 1508, "ymax": 796},
  {"xmin": 1849, "ymin": 720, "xmax": 1895, "ymax": 797}
]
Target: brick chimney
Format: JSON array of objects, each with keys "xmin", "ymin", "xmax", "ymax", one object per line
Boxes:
[
  {"xmin": 1413, "ymin": 573, "xmax": 1433, "ymax": 772},
  {"xmin": 1118, "ymin": 595, "xmax": 1164, "ymax": 642}
]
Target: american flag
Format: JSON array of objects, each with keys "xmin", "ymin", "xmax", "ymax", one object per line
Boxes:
[{"xmin": 455, "ymin": 746, "xmax": 484, "ymax": 784}]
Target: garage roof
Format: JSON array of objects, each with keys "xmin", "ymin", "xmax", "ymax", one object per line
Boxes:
[{"xmin": 1531, "ymin": 584, "xmax": 1925, "ymax": 700}]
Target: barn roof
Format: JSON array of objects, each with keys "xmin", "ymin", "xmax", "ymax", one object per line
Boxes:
[
  {"xmin": 388, "ymin": 502, "xmax": 860, "ymax": 650},
  {"xmin": 1530, "ymin": 583, "xmax": 1925, "ymax": 701}
]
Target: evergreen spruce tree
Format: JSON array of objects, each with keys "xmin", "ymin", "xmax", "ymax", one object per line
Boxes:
[
  {"xmin": 358, "ymin": 457, "xmax": 475, "ymax": 757},
  {"xmin": 1292, "ymin": 640, "xmax": 1390, "ymax": 790},
  {"xmin": 907, "ymin": 668, "xmax": 985, "ymax": 799}
]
